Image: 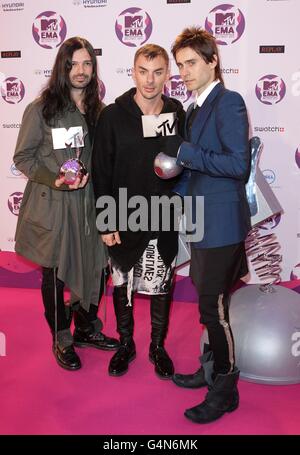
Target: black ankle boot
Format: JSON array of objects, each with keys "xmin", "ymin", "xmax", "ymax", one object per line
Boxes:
[
  {"xmin": 172, "ymin": 345, "xmax": 213, "ymax": 388},
  {"xmin": 108, "ymin": 285, "xmax": 136, "ymax": 376},
  {"xmin": 184, "ymin": 368, "xmax": 240, "ymax": 424},
  {"xmin": 149, "ymin": 294, "xmax": 174, "ymax": 379},
  {"xmin": 73, "ymin": 306, "xmax": 119, "ymax": 351},
  {"xmin": 109, "ymin": 338, "xmax": 136, "ymax": 376},
  {"xmin": 149, "ymin": 343, "xmax": 174, "ymax": 379}
]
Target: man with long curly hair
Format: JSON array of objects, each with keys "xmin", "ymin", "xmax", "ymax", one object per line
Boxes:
[{"xmin": 14, "ymin": 37, "xmax": 119, "ymax": 371}]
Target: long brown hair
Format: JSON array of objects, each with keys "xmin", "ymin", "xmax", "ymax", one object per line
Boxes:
[
  {"xmin": 41, "ymin": 36, "xmax": 102, "ymax": 126},
  {"xmin": 171, "ymin": 27, "xmax": 224, "ymax": 86}
]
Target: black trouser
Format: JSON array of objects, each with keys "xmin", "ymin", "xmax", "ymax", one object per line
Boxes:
[
  {"xmin": 41, "ymin": 267, "xmax": 106, "ymax": 333},
  {"xmin": 41, "ymin": 268, "xmax": 69, "ymax": 332},
  {"xmin": 199, "ymin": 293, "xmax": 235, "ymax": 375}
]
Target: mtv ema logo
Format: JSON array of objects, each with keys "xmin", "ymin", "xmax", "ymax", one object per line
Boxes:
[
  {"xmin": 259, "ymin": 213, "xmax": 281, "ymax": 231},
  {"xmin": 32, "ymin": 11, "xmax": 67, "ymax": 49},
  {"xmin": 290, "ymin": 263, "xmax": 300, "ymax": 280},
  {"xmin": 98, "ymin": 79, "xmax": 106, "ymax": 101},
  {"xmin": 295, "ymin": 146, "xmax": 300, "ymax": 169},
  {"xmin": 255, "ymin": 75, "xmax": 286, "ymax": 105},
  {"xmin": 164, "ymin": 75, "xmax": 194, "ymax": 104},
  {"xmin": 115, "ymin": 7, "xmax": 152, "ymax": 47},
  {"xmin": 205, "ymin": 3, "xmax": 245, "ymax": 45},
  {"xmin": 8, "ymin": 192, "xmax": 23, "ymax": 216},
  {"xmin": 1, "ymin": 77, "xmax": 25, "ymax": 104}
]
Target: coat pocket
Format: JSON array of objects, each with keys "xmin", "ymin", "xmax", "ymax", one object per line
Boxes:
[{"xmin": 22, "ymin": 187, "xmax": 61, "ymax": 231}]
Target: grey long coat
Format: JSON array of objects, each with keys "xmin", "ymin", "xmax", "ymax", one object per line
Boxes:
[{"xmin": 14, "ymin": 99, "xmax": 107, "ymax": 311}]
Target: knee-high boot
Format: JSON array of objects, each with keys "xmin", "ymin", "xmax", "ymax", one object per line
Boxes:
[
  {"xmin": 149, "ymin": 294, "xmax": 174, "ymax": 379},
  {"xmin": 108, "ymin": 285, "xmax": 136, "ymax": 376}
]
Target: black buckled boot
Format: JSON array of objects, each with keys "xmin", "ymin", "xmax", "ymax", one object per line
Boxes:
[
  {"xmin": 108, "ymin": 286, "xmax": 136, "ymax": 376},
  {"xmin": 184, "ymin": 367, "xmax": 240, "ymax": 424},
  {"xmin": 172, "ymin": 344, "xmax": 213, "ymax": 388},
  {"xmin": 149, "ymin": 294, "xmax": 174, "ymax": 379},
  {"xmin": 73, "ymin": 306, "xmax": 119, "ymax": 351}
]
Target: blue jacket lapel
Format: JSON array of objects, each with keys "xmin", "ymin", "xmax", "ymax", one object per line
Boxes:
[{"xmin": 190, "ymin": 83, "xmax": 224, "ymax": 144}]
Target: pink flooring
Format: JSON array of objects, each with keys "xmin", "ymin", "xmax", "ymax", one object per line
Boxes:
[{"xmin": 0, "ymin": 286, "xmax": 300, "ymax": 435}]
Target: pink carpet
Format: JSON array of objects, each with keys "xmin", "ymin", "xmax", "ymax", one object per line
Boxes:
[{"xmin": 0, "ymin": 285, "xmax": 300, "ymax": 435}]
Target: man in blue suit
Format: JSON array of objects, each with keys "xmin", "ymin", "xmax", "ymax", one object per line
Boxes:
[{"xmin": 170, "ymin": 27, "xmax": 251, "ymax": 423}]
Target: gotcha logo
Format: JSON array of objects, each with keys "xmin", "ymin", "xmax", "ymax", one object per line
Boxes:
[
  {"xmin": 32, "ymin": 11, "xmax": 67, "ymax": 49},
  {"xmin": 8, "ymin": 192, "xmax": 23, "ymax": 216},
  {"xmin": 164, "ymin": 75, "xmax": 193, "ymax": 104},
  {"xmin": 290, "ymin": 264, "xmax": 300, "ymax": 280},
  {"xmin": 295, "ymin": 147, "xmax": 300, "ymax": 169},
  {"xmin": 115, "ymin": 7, "xmax": 152, "ymax": 47},
  {"xmin": 255, "ymin": 75, "xmax": 286, "ymax": 105},
  {"xmin": 205, "ymin": 4, "xmax": 245, "ymax": 45},
  {"xmin": 1, "ymin": 77, "xmax": 25, "ymax": 104}
]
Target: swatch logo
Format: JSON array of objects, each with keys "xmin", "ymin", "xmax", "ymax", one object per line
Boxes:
[
  {"xmin": 259, "ymin": 213, "xmax": 281, "ymax": 231},
  {"xmin": 99, "ymin": 79, "xmax": 106, "ymax": 100},
  {"xmin": 164, "ymin": 75, "xmax": 193, "ymax": 104},
  {"xmin": 32, "ymin": 11, "xmax": 67, "ymax": 49},
  {"xmin": 255, "ymin": 75, "xmax": 286, "ymax": 105},
  {"xmin": 1, "ymin": 77, "xmax": 25, "ymax": 104},
  {"xmin": 295, "ymin": 147, "xmax": 300, "ymax": 169},
  {"xmin": 8, "ymin": 192, "xmax": 23, "ymax": 216},
  {"xmin": 205, "ymin": 4, "xmax": 245, "ymax": 45},
  {"xmin": 262, "ymin": 169, "xmax": 276, "ymax": 185},
  {"xmin": 115, "ymin": 7, "xmax": 152, "ymax": 47},
  {"xmin": 290, "ymin": 263, "xmax": 300, "ymax": 281}
]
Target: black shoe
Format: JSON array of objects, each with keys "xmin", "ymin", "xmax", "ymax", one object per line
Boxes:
[
  {"xmin": 172, "ymin": 367, "xmax": 207, "ymax": 389},
  {"xmin": 108, "ymin": 340, "xmax": 136, "ymax": 376},
  {"xmin": 184, "ymin": 368, "xmax": 240, "ymax": 424},
  {"xmin": 184, "ymin": 389, "xmax": 239, "ymax": 424},
  {"xmin": 149, "ymin": 345, "xmax": 174, "ymax": 379},
  {"xmin": 73, "ymin": 329, "xmax": 120, "ymax": 351},
  {"xmin": 52, "ymin": 344, "xmax": 81, "ymax": 371}
]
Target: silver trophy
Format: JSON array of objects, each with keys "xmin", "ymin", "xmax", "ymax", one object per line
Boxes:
[{"xmin": 60, "ymin": 130, "xmax": 87, "ymax": 185}]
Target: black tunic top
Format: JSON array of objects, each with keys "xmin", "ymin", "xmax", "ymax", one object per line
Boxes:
[{"xmin": 92, "ymin": 88, "xmax": 185, "ymax": 272}]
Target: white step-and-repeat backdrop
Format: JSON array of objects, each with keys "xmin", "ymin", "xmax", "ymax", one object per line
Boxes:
[{"xmin": 0, "ymin": 0, "xmax": 299, "ymax": 284}]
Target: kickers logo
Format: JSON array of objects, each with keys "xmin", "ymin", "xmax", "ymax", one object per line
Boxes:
[
  {"xmin": 1, "ymin": 77, "xmax": 25, "ymax": 104},
  {"xmin": 255, "ymin": 75, "xmax": 286, "ymax": 105},
  {"xmin": 164, "ymin": 75, "xmax": 194, "ymax": 104},
  {"xmin": 205, "ymin": 4, "xmax": 245, "ymax": 45},
  {"xmin": 32, "ymin": 11, "xmax": 67, "ymax": 49},
  {"xmin": 115, "ymin": 7, "xmax": 152, "ymax": 47}
]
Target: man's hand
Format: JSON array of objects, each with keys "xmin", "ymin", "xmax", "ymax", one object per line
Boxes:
[
  {"xmin": 101, "ymin": 232, "xmax": 121, "ymax": 246},
  {"xmin": 55, "ymin": 173, "xmax": 89, "ymax": 189}
]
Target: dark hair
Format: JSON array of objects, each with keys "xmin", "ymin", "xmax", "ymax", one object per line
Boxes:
[
  {"xmin": 134, "ymin": 43, "xmax": 169, "ymax": 67},
  {"xmin": 171, "ymin": 27, "xmax": 224, "ymax": 85},
  {"xmin": 40, "ymin": 36, "xmax": 102, "ymax": 126}
]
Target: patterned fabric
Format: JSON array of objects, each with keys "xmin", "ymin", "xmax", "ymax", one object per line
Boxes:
[{"xmin": 110, "ymin": 239, "xmax": 175, "ymax": 304}]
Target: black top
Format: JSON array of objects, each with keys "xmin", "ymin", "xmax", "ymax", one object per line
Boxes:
[{"xmin": 92, "ymin": 88, "xmax": 185, "ymax": 272}]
